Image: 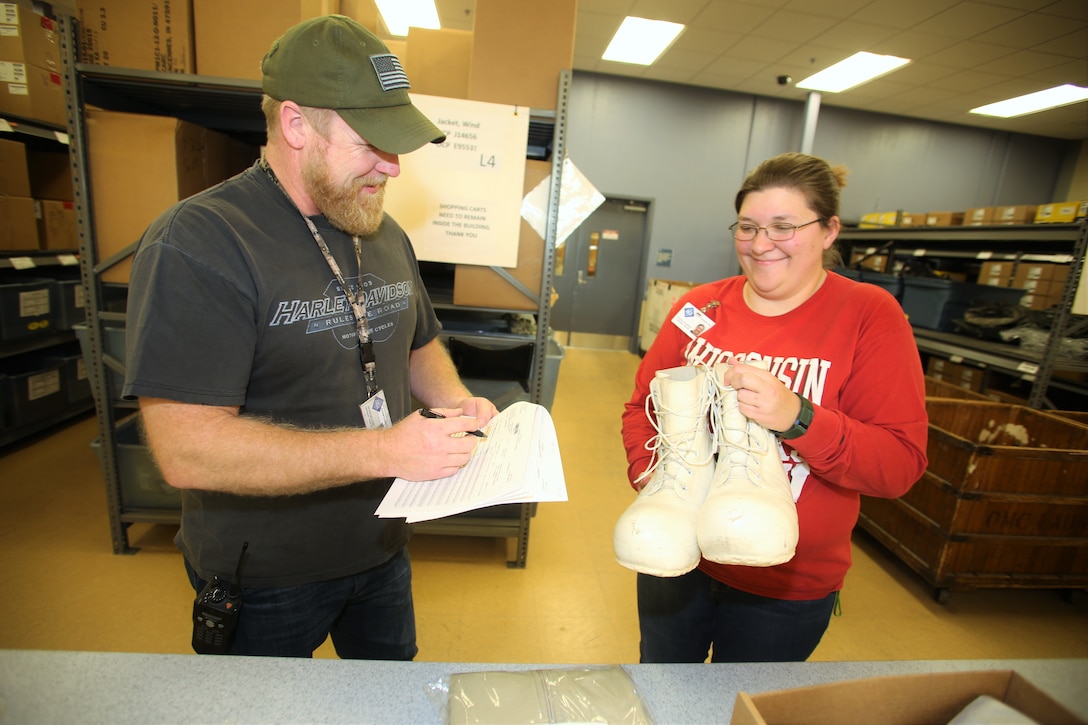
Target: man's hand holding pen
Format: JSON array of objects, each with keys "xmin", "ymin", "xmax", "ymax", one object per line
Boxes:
[{"xmin": 419, "ymin": 407, "xmax": 487, "ymax": 438}]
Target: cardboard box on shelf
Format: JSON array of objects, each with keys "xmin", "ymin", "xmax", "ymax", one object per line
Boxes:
[
  {"xmin": 858, "ymin": 211, "xmax": 899, "ymax": 228},
  {"xmin": 468, "ymin": 0, "xmax": 576, "ymax": 110},
  {"xmin": 897, "ymin": 211, "xmax": 927, "ymax": 226},
  {"xmin": 639, "ymin": 278, "xmax": 697, "ymax": 352},
  {"xmin": 0, "ymin": 194, "xmax": 39, "ymax": 250},
  {"xmin": 1034, "ymin": 200, "xmax": 1086, "ymax": 223},
  {"xmin": 86, "ymin": 108, "xmax": 260, "ymax": 282},
  {"xmin": 926, "ymin": 211, "xmax": 964, "ymax": 226},
  {"xmin": 926, "ymin": 357, "xmax": 985, "ymax": 392},
  {"xmin": 1020, "ymin": 291, "xmax": 1062, "ymax": 310},
  {"xmin": 1016, "ymin": 278, "xmax": 1052, "ymax": 296},
  {"xmin": 0, "ymin": 2, "xmax": 61, "ymax": 70},
  {"xmin": 26, "ymin": 148, "xmax": 73, "ymax": 200},
  {"xmin": 76, "ymin": 0, "xmax": 193, "ymax": 73},
  {"xmin": 192, "ymin": 0, "xmax": 339, "ymax": 80},
  {"xmin": 453, "ymin": 159, "xmax": 549, "ymax": 310},
  {"xmin": 1013, "ymin": 262, "xmax": 1070, "ymax": 288},
  {"xmin": 977, "ymin": 261, "xmax": 1013, "ymax": 286},
  {"xmin": 337, "ymin": 0, "xmax": 377, "ymax": 29},
  {"xmin": 849, "ymin": 250, "xmax": 888, "ymax": 273},
  {"xmin": 0, "ymin": 136, "xmax": 31, "ymax": 196},
  {"xmin": 406, "ymin": 27, "xmax": 472, "ymax": 99},
  {"xmin": 35, "ymin": 199, "xmax": 76, "ymax": 250},
  {"xmin": 963, "ymin": 206, "xmax": 994, "ymax": 226},
  {"xmin": 730, "ymin": 670, "xmax": 1086, "ymax": 725},
  {"xmin": 995, "ymin": 204, "xmax": 1037, "ymax": 225},
  {"xmin": 0, "ymin": 60, "xmax": 65, "ymax": 126}
]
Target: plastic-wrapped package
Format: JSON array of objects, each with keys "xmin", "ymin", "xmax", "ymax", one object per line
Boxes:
[{"xmin": 427, "ymin": 665, "xmax": 655, "ymax": 724}]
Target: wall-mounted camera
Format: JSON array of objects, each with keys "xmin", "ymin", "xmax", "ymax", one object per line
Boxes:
[{"xmin": 777, "ymin": 75, "xmax": 792, "ymax": 86}]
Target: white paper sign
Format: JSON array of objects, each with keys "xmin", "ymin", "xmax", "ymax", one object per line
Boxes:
[
  {"xmin": 383, "ymin": 94, "xmax": 530, "ymax": 268},
  {"xmin": 521, "ymin": 157, "xmax": 605, "ymax": 248}
]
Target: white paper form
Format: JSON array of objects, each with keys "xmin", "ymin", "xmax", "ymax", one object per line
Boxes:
[{"xmin": 376, "ymin": 401, "xmax": 567, "ymax": 523}]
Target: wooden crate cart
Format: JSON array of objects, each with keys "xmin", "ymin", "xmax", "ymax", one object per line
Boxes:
[{"xmin": 858, "ymin": 400, "xmax": 1088, "ymax": 603}]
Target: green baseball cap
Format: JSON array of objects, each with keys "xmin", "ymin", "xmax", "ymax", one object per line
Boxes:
[{"xmin": 261, "ymin": 15, "xmax": 445, "ymax": 155}]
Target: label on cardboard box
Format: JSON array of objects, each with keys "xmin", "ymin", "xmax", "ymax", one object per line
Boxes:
[
  {"xmin": 77, "ymin": 0, "xmax": 193, "ymax": 73},
  {"xmin": 0, "ymin": 58, "xmax": 26, "ymax": 81},
  {"xmin": 964, "ymin": 207, "xmax": 993, "ymax": 225},
  {"xmin": 978, "ymin": 261, "xmax": 1013, "ymax": 286}
]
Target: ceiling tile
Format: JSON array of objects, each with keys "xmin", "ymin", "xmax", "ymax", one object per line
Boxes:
[
  {"xmin": 1039, "ymin": 0, "xmax": 1088, "ymax": 22},
  {"xmin": 924, "ymin": 40, "xmax": 1019, "ymax": 68},
  {"xmin": 435, "ymin": 0, "xmax": 1088, "ymax": 139},
  {"xmin": 1031, "ymin": 27, "xmax": 1088, "ymax": 58},
  {"xmin": 850, "ymin": 0, "xmax": 956, "ymax": 29},
  {"xmin": 910, "ymin": 2, "xmax": 1026, "ymax": 38},
  {"xmin": 690, "ymin": 1, "xmax": 779, "ymax": 33},
  {"xmin": 978, "ymin": 49, "xmax": 1075, "ymax": 74},
  {"xmin": 628, "ymin": 0, "xmax": 708, "ymax": 23},
  {"xmin": 974, "ymin": 11, "xmax": 1087, "ymax": 48}
]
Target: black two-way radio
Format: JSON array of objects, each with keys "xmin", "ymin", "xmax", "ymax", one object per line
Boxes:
[{"xmin": 192, "ymin": 541, "xmax": 249, "ymax": 655}]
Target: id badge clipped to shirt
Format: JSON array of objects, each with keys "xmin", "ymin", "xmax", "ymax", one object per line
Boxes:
[
  {"xmin": 360, "ymin": 389, "xmax": 392, "ymax": 429},
  {"xmin": 671, "ymin": 302, "xmax": 716, "ymax": 339}
]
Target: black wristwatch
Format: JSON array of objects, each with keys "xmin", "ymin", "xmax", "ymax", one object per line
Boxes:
[{"xmin": 774, "ymin": 393, "xmax": 814, "ymax": 440}]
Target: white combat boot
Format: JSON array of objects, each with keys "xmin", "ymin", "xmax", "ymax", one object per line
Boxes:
[
  {"xmin": 613, "ymin": 366, "xmax": 715, "ymax": 577},
  {"xmin": 696, "ymin": 361, "xmax": 798, "ymax": 567}
]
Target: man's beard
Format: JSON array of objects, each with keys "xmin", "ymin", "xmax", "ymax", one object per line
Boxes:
[{"xmin": 302, "ymin": 152, "xmax": 387, "ymax": 237}]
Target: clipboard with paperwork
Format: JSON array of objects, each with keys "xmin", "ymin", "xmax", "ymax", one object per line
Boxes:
[{"xmin": 376, "ymin": 401, "xmax": 567, "ymax": 523}]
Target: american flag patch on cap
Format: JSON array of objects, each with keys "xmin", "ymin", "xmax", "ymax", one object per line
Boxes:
[{"xmin": 370, "ymin": 54, "xmax": 411, "ymax": 92}]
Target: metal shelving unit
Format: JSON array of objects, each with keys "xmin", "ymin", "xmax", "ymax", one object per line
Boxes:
[
  {"xmin": 838, "ymin": 221, "xmax": 1088, "ymax": 409},
  {"xmin": 60, "ymin": 12, "xmax": 569, "ymax": 563},
  {"xmin": 1, "ymin": 109, "xmax": 89, "ymax": 447}
]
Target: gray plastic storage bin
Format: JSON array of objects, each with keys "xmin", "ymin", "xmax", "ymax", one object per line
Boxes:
[
  {"xmin": 91, "ymin": 414, "xmax": 181, "ymax": 510},
  {"xmin": 0, "ymin": 277, "xmax": 58, "ymax": 341},
  {"xmin": 860, "ymin": 270, "xmax": 904, "ymax": 302},
  {"xmin": 538, "ymin": 337, "xmax": 564, "ymax": 411},
  {"xmin": 900, "ymin": 277, "xmax": 1025, "ymax": 331},
  {"xmin": 51, "ymin": 279, "xmax": 86, "ymax": 330},
  {"xmin": 0, "ymin": 353, "xmax": 66, "ymax": 427},
  {"xmin": 73, "ymin": 322, "xmax": 127, "ymax": 402}
]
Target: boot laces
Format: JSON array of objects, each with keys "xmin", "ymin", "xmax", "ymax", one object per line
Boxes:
[
  {"xmin": 635, "ymin": 377, "xmax": 714, "ymax": 495},
  {"xmin": 709, "ymin": 375, "xmax": 774, "ymax": 488}
]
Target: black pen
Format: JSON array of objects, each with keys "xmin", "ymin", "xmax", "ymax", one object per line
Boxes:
[{"xmin": 419, "ymin": 408, "xmax": 487, "ymax": 438}]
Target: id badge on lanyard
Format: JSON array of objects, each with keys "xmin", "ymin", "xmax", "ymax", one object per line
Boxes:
[{"xmin": 357, "ymin": 336, "xmax": 391, "ymax": 429}]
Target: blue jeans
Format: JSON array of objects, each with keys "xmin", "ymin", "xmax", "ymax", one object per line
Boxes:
[
  {"xmin": 637, "ymin": 568, "xmax": 837, "ymax": 663},
  {"xmin": 185, "ymin": 547, "xmax": 417, "ymax": 660}
]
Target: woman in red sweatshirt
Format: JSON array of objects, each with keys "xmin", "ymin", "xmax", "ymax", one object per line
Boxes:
[{"xmin": 620, "ymin": 152, "xmax": 928, "ymax": 663}]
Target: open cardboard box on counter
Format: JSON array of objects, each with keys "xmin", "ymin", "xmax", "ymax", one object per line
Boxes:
[{"xmin": 730, "ymin": 670, "xmax": 1086, "ymax": 725}]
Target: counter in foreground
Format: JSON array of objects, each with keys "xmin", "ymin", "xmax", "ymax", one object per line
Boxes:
[{"xmin": 1, "ymin": 650, "xmax": 1085, "ymax": 723}]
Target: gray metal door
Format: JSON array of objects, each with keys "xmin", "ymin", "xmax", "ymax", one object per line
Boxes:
[{"xmin": 551, "ymin": 198, "xmax": 648, "ymax": 339}]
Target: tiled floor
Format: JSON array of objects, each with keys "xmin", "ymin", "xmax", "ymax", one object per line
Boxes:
[{"xmin": 0, "ymin": 347, "xmax": 1085, "ymax": 662}]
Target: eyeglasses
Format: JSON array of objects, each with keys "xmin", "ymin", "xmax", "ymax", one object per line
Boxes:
[{"xmin": 729, "ymin": 219, "xmax": 821, "ymax": 242}]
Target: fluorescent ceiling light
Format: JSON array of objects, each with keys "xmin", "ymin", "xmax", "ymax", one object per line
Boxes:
[
  {"xmin": 375, "ymin": 0, "xmax": 440, "ymax": 37},
  {"xmin": 796, "ymin": 51, "xmax": 911, "ymax": 93},
  {"xmin": 970, "ymin": 84, "xmax": 1088, "ymax": 118},
  {"xmin": 602, "ymin": 16, "xmax": 684, "ymax": 66}
]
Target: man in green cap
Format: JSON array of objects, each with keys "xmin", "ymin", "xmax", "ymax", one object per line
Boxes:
[{"xmin": 123, "ymin": 15, "xmax": 497, "ymax": 658}]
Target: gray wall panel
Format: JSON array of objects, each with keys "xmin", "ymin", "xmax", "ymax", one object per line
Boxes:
[
  {"xmin": 568, "ymin": 73, "xmax": 754, "ymax": 284},
  {"xmin": 568, "ymin": 71, "xmax": 1075, "ymax": 294}
]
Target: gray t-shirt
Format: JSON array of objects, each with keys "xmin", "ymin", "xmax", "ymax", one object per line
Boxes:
[{"xmin": 123, "ymin": 162, "xmax": 441, "ymax": 586}]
